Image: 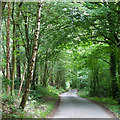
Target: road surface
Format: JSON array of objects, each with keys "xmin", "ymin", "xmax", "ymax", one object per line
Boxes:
[{"xmin": 53, "ymin": 90, "xmax": 115, "ymax": 118}]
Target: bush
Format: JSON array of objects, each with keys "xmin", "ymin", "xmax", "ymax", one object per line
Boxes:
[{"xmin": 30, "ymin": 85, "xmax": 65, "ymax": 101}]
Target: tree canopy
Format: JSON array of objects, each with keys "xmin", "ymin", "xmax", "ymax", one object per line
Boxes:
[{"xmin": 1, "ymin": 1, "xmax": 120, "ymax": 118}]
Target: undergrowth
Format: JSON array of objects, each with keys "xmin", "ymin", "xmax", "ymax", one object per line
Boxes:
[{"xmin": 2, "ymin": 85, "xmax": 65, "ymax": 118}]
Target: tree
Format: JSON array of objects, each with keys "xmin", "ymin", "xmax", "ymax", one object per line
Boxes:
[
  {"xmin": 73, "ymin": 2, "xmax": 120, "ymax": 99},
  {"xmin": 20, "ymin": 1, "xmax": 42, "ymax": 109},
  {"xmin": 1, "ymin": 2, "xmax": 120, "ymax": 113},
  {"xmin": 6, "ymin": 2, "xmax": 11, "ymax": 94},
  {"xmin": 0, "ymin": 2, "xmax": 2, "ymax": 69},
  {"xmin": 10, "ymin": 2, "xmax": 23, "ymax": 95}
]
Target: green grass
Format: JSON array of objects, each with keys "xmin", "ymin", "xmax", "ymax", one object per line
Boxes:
[
  {"xmin": 25, "ymin": 96, "xmax": 58, "ymax": 118},
  {"xmin": 106, "ymin": 105, "xmax": 120, "ymax": 118},
  {"xmin": 25, "ymin": 85, "xmax": 65, "ymax": 118},
  {"xmin": 78, "ymin": 90, "xmax": 120, "ymax": 118}
]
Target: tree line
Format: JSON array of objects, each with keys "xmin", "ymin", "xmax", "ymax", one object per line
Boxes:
[{"xmin": 1, "ymin": 1, "xmax": 120, "ymax": 111}]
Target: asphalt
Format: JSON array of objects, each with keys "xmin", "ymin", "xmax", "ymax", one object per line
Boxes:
[{"xmin": 52, "ymin": 90, "xmax": 115, "ymax": 118}]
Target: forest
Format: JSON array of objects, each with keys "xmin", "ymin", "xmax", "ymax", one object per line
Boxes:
[{"xmin": 0, "ymin": 1, "xmax": 120, "ymax": 118}]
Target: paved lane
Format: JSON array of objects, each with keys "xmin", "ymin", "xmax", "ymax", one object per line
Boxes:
[{"xmin": 53, "ymin": 90, "xmax": 114, "ymax": 118}]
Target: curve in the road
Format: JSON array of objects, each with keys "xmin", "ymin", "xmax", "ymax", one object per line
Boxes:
[{"xmin": 52, "ymin": 90, "xmax": 115, "ymax": 118}]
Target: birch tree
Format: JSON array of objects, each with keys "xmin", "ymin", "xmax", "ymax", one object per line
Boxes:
[{"xmin": 20, "ymin": 1, "xmax": 42, "ymax": 109}]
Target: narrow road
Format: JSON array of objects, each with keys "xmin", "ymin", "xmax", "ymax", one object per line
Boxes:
[{"xmin": 53, "ymin": 90, "xmax": 115, "ymax": 118}]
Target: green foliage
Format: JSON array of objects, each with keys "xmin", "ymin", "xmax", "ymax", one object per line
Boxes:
[
  {"xmin": 2, "ymin": 94, "xmax": 15, "ymax": 105},
  {"xmin": 25, "ymin": 99, "xmax": 57, "ymax": 118},
  {"xmin": 78, "ymin": 90, "xmax": 118, "ymax": 104},
  {"xmin": 2, "ymin": 78, "xmax": 12, "ymax": 89},
  {"xmin": 30, "ymin": 85, "xmax": 65, "ymax": 101},
  {"xmin": 1, "ymin": 2, "xmax": 120, "ymax": 118},
  {"xmin": 25, "ymin": 85, "xmax": 63, "ymax": 118},
  {"xmin": 2, "ymin": 86, "xmax": 61, "ymax": 118},
  {"xmin": 47, "ymin": 85, "xmax": 65, "ymax": 95},
  {"xmin": 107, "ymin": 105, "xmax": 120, "ymax": 118},
  {"xmin": 2, "ymin": 93, "xmax": 26, "ymax": 118},
  {"xmin": 88, "ymin": 97, "xmax": 118, "ymax": 105}
]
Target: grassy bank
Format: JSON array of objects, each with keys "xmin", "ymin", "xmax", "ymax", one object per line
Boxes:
[
  {"xmin": 2, "ymin": 85, "xmax": 65, "ymax": 118},
  {"xmin": 78, "ymin": 90, "xmax": 120, "ymax": 118}
]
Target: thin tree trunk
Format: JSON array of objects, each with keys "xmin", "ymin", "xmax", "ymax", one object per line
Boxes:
[
  {"xmin": 32, "ymin": 54, "xmax": 38, "ymax": 90},
  {"xmin": 1, "ymin": 4, "xmax": 5, "ymax": 78},
  {"xmin": 93, "ymin": 72, "xmax": 97, "ymax": 96},
  {"xmin": 110, "ymin": 46, "xmax": 118, "ymax": 99},
  {"xmin": 0, "ymin": 2, "xmax": 2, "ymax": 72},
  {"xmin": 118, "ymin": 47, "xmax": 120, "ymax": 85},
  {"xmin": 16, "ymin": 46, "xmax": 21, "ymax": 81},
  {"xmin": 0, "ymin": 1, "xmax": 2, "ymax": 116},
  {"xmin": 32, "ymin": 66, "xmax": 36, "ymax": 90},
  {"xmin": 11, "ymin": 2, "xmax": 22, "ymax": 95},
  {"xmin": 117, "ymin": 47, "xmax": 120, "ymax": 103},
  {"xmin": 49, "ymin": 65, "xmax": 54, "ymax": 86},
  {"xmin": 89, "ymin": 80, "xmax": 93, "ymax": 97},
  {"xmin": 11, "ymin": 3, "xmax": 15, "ymax": 95},
  {"xmin": 89, "ymin": 69, "xmax": 98, "ymax": 97},
  {"xmin": 11, "ymin": 23, "xmax": 16, "ymax": 96},
  {"xmin": 17, "ymin": 63, "xmax": 27, "ymax": 99},
  {"xmin": 16, "ymin": 2, "xmax": 22, "ymax": 85},
  {"xmin": 2, "ymin": 2, "xmax": 6, "ymax": 11},
  {"xmin": 2, "ymin": 67, "xmax": 5, "ymax": 78},
  {"xmin": 6, "ymin": 2, "xmax": 11, "ymax": 94},
  {"xmin": 1, "ymin": 44, "xmax": 6, "ymax": 78},
  {"xmin": 43, "ymin": 58, "xmax": 48, "ymax": 87},
  {"xmin": 20, "ymin": 1, "xmax": 42, "ymax": 109}
]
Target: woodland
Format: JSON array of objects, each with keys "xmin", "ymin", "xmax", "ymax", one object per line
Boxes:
[{"xmin": 0, "ymin": 1, "xmax": 120, "ymax": 118}]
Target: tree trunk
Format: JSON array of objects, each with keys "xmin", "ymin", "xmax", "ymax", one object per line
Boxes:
[
  {"xmin": 0, "ymin": 3, "xmax": 2, "ymax": 117},
  {"xmin": 89, "ymin": 80, "xmax": 93, "ymax": 97},
  {"xmin": 20, "ymin": 1, "xmax": 42, "ymax": 109},
  {"xmin": 11, "ymin": 20, "xmax": 16, "ymax": 96},
  {"xmin": 117, "ymin": 46, "xmax": 120, "ymax": 103},
  {"xmin": 32, "ymin": 66, "xmax": 36, "ymax": 90},
  {"xmin": 1, "ymin": 44, "xmax": 6, "ymax": 78},
  {"xmin": 32, "ymin": 55, "xmax": 38, "ymax": 90},
  {"xmin": 118, "ymin": 47, "xmax": 120, "ymax": 85},
  {"xmin": 17, "ymin": 63, "xmax": 27, "ymax": 99},
  {"xmin": 93, "ymin": 73, "xmax": 97, "ymax": 96},
  {"xmin": 6, "ymin": 2, "xmax": 11, "ymax": 94},
  {"xmin": 32, "ymin": 53, "xmax": 39, "ymax": 89},
  {"xmin": 56, "ymin": 69, "xmax": 61, "ymax": 89},
  {"xmin": 16, "ymin": 45, "xmax": 21, "ymax": 81},
  {"xmin": 11, "ymin": 3, "xmax": 15, "ymax": 95},
  {"xmin": 110, "ymin": 46, "xmax": 118, "ymax": 99},
  {"xmin": 42, "ymin": 59, "xmax": 48, "ymax": 87},
  {"xmin": 0, "ymin": 2, "xmax": 2, "ymax": 73},
  {"xmin": 11, "ymin": 2, "xmax": 22, "ymax": 95},
  {"xmin": 49, "ymin": 65, "xmax": 54, "ymax": 86},
  {"xmin": 89, "ymin": 68, "xmax": 99, "ymax": 97},
  {"xmin": 2, "ymin": 2, "xmax": 6, "ymax": 11},
  {"xmin": 16, "ymin": 2, "xmax": 23, "ymax": 88}
]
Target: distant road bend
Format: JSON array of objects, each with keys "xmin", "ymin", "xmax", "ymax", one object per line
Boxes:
[{"xmin": 52, "ymin": 90, "xmax": 115, "ymax": 118}]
